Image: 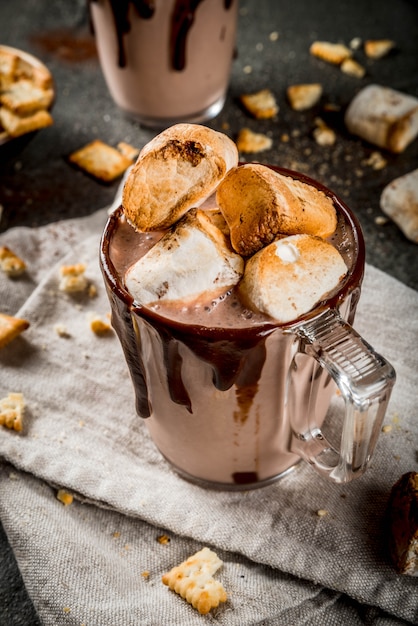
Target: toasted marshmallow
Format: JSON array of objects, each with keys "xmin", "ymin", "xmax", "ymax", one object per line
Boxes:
[
  {"xmin": 380, "ymin": 168, "xmax": 418, "ymax": 243},
  {"xmin": 122, "ymin": 124, "xmax": 238, "ymax": 232},
  {"xmin": 240, "ymin": 234, "xmax": 347, "ymax": 323},
  {"xmin": 125, "ymin": 209, "xmax": 244, "ymax": 305},
  {"xmin": 345, "ymin": 85, "xmax": 418, "ymax": 153},
  {"xmin": 216, "ymin": 164, "xmax": 337, "ymax": 256}
]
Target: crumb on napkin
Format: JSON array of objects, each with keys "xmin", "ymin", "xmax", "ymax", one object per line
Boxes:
[{"xmin": 0, "ymin": 392, "xmax": 25, "ymax": 432}]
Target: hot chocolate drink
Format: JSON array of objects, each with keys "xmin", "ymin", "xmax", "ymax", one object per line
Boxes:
[{"xmin": 100, "ymin": 124, "xmax": 395, "ymax": 488}]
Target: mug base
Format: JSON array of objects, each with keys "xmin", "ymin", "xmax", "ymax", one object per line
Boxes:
[
  {"xmin": 162, "ymin": 455, "xmax": 302, "ymax": 491},
  {"xmin": 118, "ymin": 95, "xmax": 226, "ymax": 130}
]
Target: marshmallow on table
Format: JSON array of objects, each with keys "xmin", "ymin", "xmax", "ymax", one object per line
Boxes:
[
  {"xmin": 125, "ymin": 209, "xmax": 244, "ymax": 306},
  {"xmin": 380, "ymin": 169, "xmax": 418, "ymax": 243},
  {"xmin": 345, "ymin": 85, "xmax": 418, "ymax": 153},
  {"xmin": 240, "ymin": 234, "xmax": 347, "ymax": 324}
]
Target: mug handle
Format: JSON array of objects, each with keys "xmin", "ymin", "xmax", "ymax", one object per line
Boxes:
[{"xmin": 289, "ymin": 308, "xmax": 396, "ymax": 483}]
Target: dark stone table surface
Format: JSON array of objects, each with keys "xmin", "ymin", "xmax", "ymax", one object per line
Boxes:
[{"xmin": 0, "ymin": 0, "xmax": 417, "ymax": 623}]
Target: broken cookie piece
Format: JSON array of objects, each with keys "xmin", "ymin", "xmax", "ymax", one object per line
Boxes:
[
  {"xmin": 387, "ymin": 472, "xmax": 418, "ymax": 576},
  {"xmin": 59, "ymin": 263, "xmax": 88, "ymax": 293},
  {"xmin": 236, "ymin": 127, "xmax": 273, "ymax": 153},
  {"xmin": 122, "ymin": 123, "xmax": 238, "ymax": 232},
  {"xmin": 310, "ymin": 41, "xmax": 352, "ymax": 65},
  {"xmin": 239, "ymin": 234, "xmax": 347, "ymax": 323},
  {"xmin": 162, "ymin": 547, "xmax": 227, "ymax": 615},
  {"xmin": 0, "ymin": 392, "xmax": 25, "ymax": 432},
  {"xmin": 0, "ymin": 245, "xmax": 26, "ymax": 277},
  {"xmin": 240, "ymin": 88, "xmax": 279, "ymax": 119},
  {"xmin": 216, "ymin": 164, "xmax": 337, "ymax": 257},
  {"xmin": 287, "ymin": 83, "xmax": 323, "ymax": 111},
  {"xmin": 125, "ymin": 208, "xmax": 244, "ymax": 305},
  {"xmin": 0, "ymin": 313, "xmax": 30, "ymax": 348}
]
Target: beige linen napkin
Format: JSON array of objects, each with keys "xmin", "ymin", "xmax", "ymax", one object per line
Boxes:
[{"xmin": 0, "ymin": 201, "xmax": 417, "ymax": 625}]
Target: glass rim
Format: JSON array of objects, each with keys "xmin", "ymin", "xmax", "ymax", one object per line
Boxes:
[{"xmin": 100, "ymin": 164, "xmax": 366, "ymax": 338}]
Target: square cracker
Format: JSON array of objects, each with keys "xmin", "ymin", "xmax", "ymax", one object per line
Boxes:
[
  {"xmin": 162, "ymin": 547, "xmax": 227, "ymax": 615},
  {"xmin": 0, "ymin": 78, "xmax": 54, "ymax": 115},
  {"xmin": 0, "ymin": 106, "xmax": 53, "ymax": 138},
  {"xmin": 68, "ymin": 140, "xmax": 133, "ymax": 182},
  {"xmin": 0, "ymin": 313, "xmax": 30, "ymax": 349}
]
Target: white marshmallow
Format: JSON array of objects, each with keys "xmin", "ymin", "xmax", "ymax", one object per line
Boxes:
[{"xmin": 125, "ymin": 209, "xmax": 244, "ymax": 305}]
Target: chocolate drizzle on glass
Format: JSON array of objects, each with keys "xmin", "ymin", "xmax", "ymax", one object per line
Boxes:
[{"xmin": 89, "ymin": 0, "xmax": 234, "ymax": 70}]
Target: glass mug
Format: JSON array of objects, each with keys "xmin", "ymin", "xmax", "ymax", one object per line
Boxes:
[
  {"xmin": 100, "ymin": 165, "xmax": 396, "ymax": 489},
  {"xmin": 88, "ymin": 0, "xmax": 238, "ymax": 128}
]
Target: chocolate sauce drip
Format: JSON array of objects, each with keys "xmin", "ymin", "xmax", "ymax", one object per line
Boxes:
[
  {"xmin": 89, "ymin": 0, "xmax": 234, "ymax": 70},
  {"xmin": 105, "ymin": 286, "xmax": 152, "ymax": 418},
  {"xmin": 232, "ymin": 471, "xmax": 259, "ymax": 485}
]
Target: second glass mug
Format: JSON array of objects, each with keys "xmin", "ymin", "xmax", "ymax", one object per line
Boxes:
[
  {"xmin": 89, "ymin": 0, "xmax": 238, "ymax": 127},
  {"xmin": 100, "ymin": 166, "xmax": 396, "ymax": 489}
]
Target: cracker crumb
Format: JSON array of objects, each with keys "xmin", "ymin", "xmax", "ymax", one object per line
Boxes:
[
  {"xmin": 240, "ymin": 88, "xmax": 278, "ymax": 119},
  {"xmin": 364, "ymin": 39, "xmax": 395, "ymax": 59},
  {"xmin": 59, "ymin": 263, "xmax": 88, "ymax": 293},
  {"xmin": 157, "ymin": 534, "xmax": 170, "ymax": 545},
  {"xmin": 0, "ymin": 392, "xmax": 25, "ymax": 432},
  {"xmin": 313, "ymin": 118, "xmax": 336, "ymax": 146},
  {"xmin": 340, "ymin": 58, "xmax": 366, "ymax": 78},
  {"xmin": 236, "ymin": 127, "xmax": 273, "ymax": 153},
  {"xmin": 0, "ymin": 313, "xmax": 30, "ymax": 348},
  {"xmin": 310, "ymin": 41, "xmax": 352, "ymax": 65},
  {"xmin": 364, "ymin": 151, "xmax": 387, "ymax": 170},
  {"xmin": 141, "ymin": 570, "xmax": 150, "ymax": 579},
  {"xmin": 287, "ymin": 83, "xmax": 322, "ymax": 111},
  {"xmin": 57, "ymin": 489, "xmax": 73, "ymax": 506},
  {"xmin": 316, "ymin": 509, "xmax": 328, "ymax": 517},
  {"xmin": 0, "ymin": 246, "xmax": 27, "ymax": 277},
  {"xmin": 54, "ymin": 323, "xmax": 71, "ymax": 338},
  {"xmin": 382, "ymin": 424, "xmax": 393, "ymax": 433},
  {"xmin": 89, "ymin": 312, "xmax": 112, "ymax": 334}
]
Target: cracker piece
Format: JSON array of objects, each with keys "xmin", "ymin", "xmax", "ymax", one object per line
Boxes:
[
  {"xmin": 0, "ymin": 106, "xmax": 53, "ymax": 138},
  {"xmin": 88, "ymin": 313, "xmax": 112, "ymax": 334},
  {"xmin": 340, "ymin": 58, "xmax": 366, "ymax": 78},
  {"xmin": 236, "ymin": 127, "xmax": 272, "ymax": 153},
  {"xmin": 310, "ymin": 41, "xmax": 352, "ymax": 65},
  {"xmin": 287, "ymin": 83, "xmax": 323, "ymax": 111},
  {"xmin": 68, "ymin": 140, "xmax": 133, "ymax": 182},
  {"xmin": 0, "ymin": 79, "xmax": 54, "ymax": 115},
  {"xmin": 0, "ymin": 392, "xmax": 25, "ymax": 431},
  {"xmin": 57, "ymin": 489, "xmax": 73, "ymax": 506},
  {"xmin": 380, "ymin": 168, "xmax": 418, "ymax": 243},
  {"xmin": 162, "ymin": 547, "xmax": 227, "ymax": 615},
  {"xmin": 387, "ymin": 471, "xmax": 418, "ymax": 576},
  {"xmin": 313, "ymin": 118, "xmax": 336, "ymax": 146},
  {"xmin": 0, "ymin": 313, "xmax": 30, "ymax": 349},
  {"xmin": 0, "ymin": 245, "xmax": 26, "ymax": 276},
  {"xmin": 59, "ymin": 263, "xmax": 88, "ymax": 293},
  {"xmin": 117, "ymin": 141, "xmax": 139, "ymax": 161},
  {"xmin": 364, "ymin": 39, "xmax": 395, "ymax": 59},
  {"xmin": 0, "ymin": 49, "xmax": 18, "ymax": 80},
  {"xmin": 240, "ymin": 88, "xmax": 279, "ymax": 119}
]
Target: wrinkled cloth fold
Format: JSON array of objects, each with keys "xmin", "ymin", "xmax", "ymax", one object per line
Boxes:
[{"xmin": 0, "ymin": 201, "xmax": 417, "ymax": 625}]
